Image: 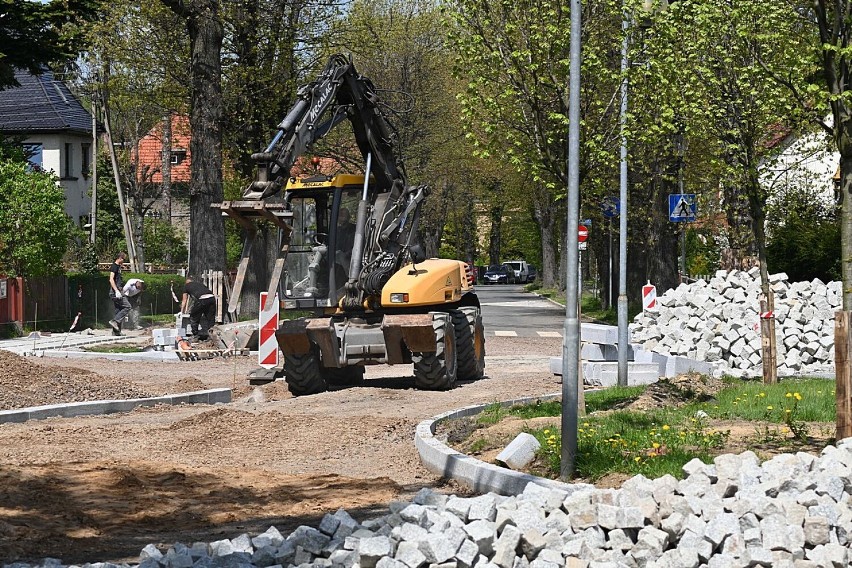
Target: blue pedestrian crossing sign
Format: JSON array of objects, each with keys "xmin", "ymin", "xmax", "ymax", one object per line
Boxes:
[{"xmin": 669, "ymin": 193, "xmax": 697, "ymax": 222}]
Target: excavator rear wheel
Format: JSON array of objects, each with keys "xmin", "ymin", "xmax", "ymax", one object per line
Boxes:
[
  {"xmin": 413, "ymin": 312, "xmax": 457, "ymax": 390},
  {"xmin": 323, "ymin": 366, "xmax": 366, "ymax": 386},
  {"xmin": 452, "ymin": 307, "xmax": 485, "ymax": 381},
  {"xmin": 283, "ymin": 350, "xmax": 328, "ymax": 396}
]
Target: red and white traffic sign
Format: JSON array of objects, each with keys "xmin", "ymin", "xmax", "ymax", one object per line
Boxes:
[
  {"xmin": 258, "ymin": 292, "xmax": 280, "ymax": 369},
  {"xmin": 578, "ymin": 225, "xmax": 589, "ymax": 242},
  {"xmin": 642, "ymin": 281, "xmax": 657, "ymax": 311}
]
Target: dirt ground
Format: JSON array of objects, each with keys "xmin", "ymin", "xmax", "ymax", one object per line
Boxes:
[{"xmin": 0, "ymin": 337, "xmax": 563, "ymax": 564}]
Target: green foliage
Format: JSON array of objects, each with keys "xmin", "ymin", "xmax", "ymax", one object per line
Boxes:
[
  {"xmin": 686, "ymin": 227, "xmax": 720, "ymax": 277},
  {"xmin": 0, "ymin": 160, "xmax": 71, "ymax": 276},
  {"xmin": 0, "ymin": 0, "xmax": 99, "ymax": 89},
  {"xmin": 766, "ymin": 188, "xmax": 840, "ymax": 282},
  {"xmin": 706, "ymin": 378, "xmax": 835, "ymax": 424},
  {"xmin": 143, "ymin": 219, "xmax": 188, "ymax": 264}
]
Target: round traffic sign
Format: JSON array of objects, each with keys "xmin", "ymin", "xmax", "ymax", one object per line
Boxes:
[{"xmin": 578, "ymin": 224, "xmax": 589, "ymax": 242}]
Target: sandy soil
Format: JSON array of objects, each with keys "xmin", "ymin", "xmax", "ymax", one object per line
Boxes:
[{"xmin": 0, "ymin": 336, "xmax": 563, "ymax": 564}]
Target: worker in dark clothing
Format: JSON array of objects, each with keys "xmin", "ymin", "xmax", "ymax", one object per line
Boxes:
[
  {"xmin": 180, "ymin": 276, "xmax": 216, "ymax": 340},
  {"xmin": 108, "ymin": 252, "xmax": 129, "ymax": 336}
]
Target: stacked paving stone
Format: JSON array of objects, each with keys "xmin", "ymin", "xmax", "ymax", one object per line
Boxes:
[
  {"xmin": 630, "ymin": 268, "xmax": 840, "ymax": 379},
  {"xmin": 12, "ymin": 440, "xmax": 852, "ymax": 568}
]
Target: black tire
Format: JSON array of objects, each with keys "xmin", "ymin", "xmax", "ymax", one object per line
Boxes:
[
  {"xmin": 323, "ymin": 366, "xmax": 365, "ymax": 386},
  {"xmin": 413, "ymin": 313, "xmax": 457, "ymax": 390},
  {"xmin": 284, "ymin": 350, "xmax": 328, "ymax": 396},
  {"xmin": 452, "ymin": 307, "xmax": 485, "ymax": 381}
]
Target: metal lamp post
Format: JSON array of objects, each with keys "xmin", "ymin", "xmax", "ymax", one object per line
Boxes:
[{"xmin": 560, "ymin": 0, "xmax": 583, "ymax": 480}]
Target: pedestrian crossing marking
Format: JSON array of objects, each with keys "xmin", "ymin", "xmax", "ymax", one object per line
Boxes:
[
  {"xmin": 494, "ymin": 331, "xmax": 518, "ymax": 337},
  {"xmin": 537, "ymin": 331, "xmax": 562, "ymax": 338}
]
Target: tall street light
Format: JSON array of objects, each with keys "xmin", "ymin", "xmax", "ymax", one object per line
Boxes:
[
  {"xmin": 617, "ymin": 0, "xmax": 668, "ymax": 387},
  {"xmin": 617, "ymin": 8, "xmax": 630, "ymax": 387},
  {"xmin": 560, "ymin": 0, "xmax": 583, "ymax": 480}
]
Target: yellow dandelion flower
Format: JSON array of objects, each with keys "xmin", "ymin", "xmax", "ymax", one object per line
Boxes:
[
  {"xmin": 760, "ymin": 392, "xmax": 766, "ymax": 398},
  {"xmin": 583, "ymin": 423, "xmax": 589, "ymax": 428},
  {"xmin": 794, "ymin": 393, "xmax": 802, "ymax": 401},
  {"xmin": 733, "ymin": 402, "xmax": 738, "ymax": 406},
  {"xmin": 543, "ymin": 429, "xmax": 550, "ymax": 435},
  {"xmin": 578, "ymin": 428, "xmax": 585, "ymax": 433},
  {"xmin": 652, "ymin": 442, "xmax": 661, "ymax": 449},
  {"xmin": 786, "ymin": 393, "xmax": 793, "ymax": 398},
  {"xmin": 634, "ymin": 456, "xmax": 642, "ymax": 462},
  {"xmin": 785, "ymin": 409, "xmax": 792, "ymax": 413},
  {"xmin": 767, "ymin": 405, "xmax": 773, "ymax": 410},
  {"xmin": 817, "ymin": 390, "xmax": 823, "ymax": 394},
  {"xmin": 662, "ymin": 425, "xmax": 670, "ymax": 431}
]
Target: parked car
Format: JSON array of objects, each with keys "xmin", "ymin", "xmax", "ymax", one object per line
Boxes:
[
  {"xmin": 483, "ymin": 264, "xmax": 514, "ymax": 284},
  {"xmin": 527, "ymin": 265, "xmax": 537, "ymax": 283},
  {"xmin": 504, "ymin": 260, "xmax": 530, "ymax": 283}
]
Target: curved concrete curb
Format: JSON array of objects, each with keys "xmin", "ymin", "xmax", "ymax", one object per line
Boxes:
[
  {"xmin": 0, "ymin": 388, "xmax": 232, "ymax": 424},
  {"xmin": 415, "ymin": 394, "xmax": 595, "ymax": 496}
]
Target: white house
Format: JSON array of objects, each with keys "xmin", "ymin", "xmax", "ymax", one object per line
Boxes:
[
  {"xmin": 759, "ymin": 118, "xmax": 838, "ymax": 209},
  {"xmin": 0, "ymin": 68, "xmax": 95, "ymax": 225}
]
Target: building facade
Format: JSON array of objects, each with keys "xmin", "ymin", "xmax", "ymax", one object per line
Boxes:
[{"xmin": 0, "ymin": 68, "xmax": 95, "ymax": 225}]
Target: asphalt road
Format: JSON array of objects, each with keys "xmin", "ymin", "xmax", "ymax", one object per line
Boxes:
[{"xmin": 475, "ymin": 284, "xmax": 567, "ymax": 337}]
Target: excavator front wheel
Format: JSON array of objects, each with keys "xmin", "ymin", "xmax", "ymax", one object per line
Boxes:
[
  {"xmin": 284, "ymin": 349, "xmax": 328, "ymax": 396},
  {"xmin": 452, "ymin": 307, "xmax": 485, "ymax": 381},
  {"xmin": 413, "ymin": 312, "xmax": 457, "ymax": 390}
]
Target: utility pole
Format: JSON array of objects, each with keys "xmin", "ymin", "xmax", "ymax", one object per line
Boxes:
[
  {"xmin": 89, "ymin": 88, "xmax": 97, "ymax": 245},
  {"xmin": 560, "ymin": 0, "xmax": 582, "ymax": 481}
]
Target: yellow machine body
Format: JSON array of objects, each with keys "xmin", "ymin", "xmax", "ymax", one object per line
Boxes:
[{"xmin": 380, "ymin": 259, "xmax": 471, "ymax": 307}]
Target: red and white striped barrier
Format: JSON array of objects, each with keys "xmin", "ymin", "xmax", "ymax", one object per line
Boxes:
[
  {"xmin": 258, "ymin": 292, "xmax": 280, "ymax": 369},
  {"xmin": 642, "ymin": 281, "xmax": 657, "ymax": 311}
]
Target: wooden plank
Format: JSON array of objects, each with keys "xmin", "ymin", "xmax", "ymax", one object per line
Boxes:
[
  {"xmin": 836, "ymin": 311, "xmax": 852, "ymax": 440},
  {"xmin": 215, "ymin": 271, "xmax": 223, "ymax": 323},
  {"xmin": 229, "ymin": 231, "xmax": 256, "ymax": 314}
]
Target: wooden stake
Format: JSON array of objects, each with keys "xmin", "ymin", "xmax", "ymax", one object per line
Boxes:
[
  {"xmin": 835, "ymin": 311, "xmax": 852, "ymax": 440},
  {"xmin": 760, "ymin": 290, "xmax": 778, "ymax": 384}
]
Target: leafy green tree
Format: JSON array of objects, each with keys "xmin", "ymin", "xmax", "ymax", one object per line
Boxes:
[
  {"xmin": 446, "ymin": 0, "xmax": 624, "ymax": 290},
  {"xmin": 766, "ymin": 185, "xmax": 840, "ymax": 283},
  {"xmin": 647, "ymin": 0, "xmax": 814, "ymax": 297},
  {"xmin": 0, "ymin": 0, "xmax": 100, "ymax": 89},
  {"xmin": 143, "ymin": 218, "xmax": 188, "ymax": 264},
  {"xmin": 0, "ymin": 160, "xmax": 71, "ymax": 276}
]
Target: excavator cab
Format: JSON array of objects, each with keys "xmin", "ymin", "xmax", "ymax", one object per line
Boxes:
[{"xmin": 282, "ymin": 175, "xmax": 365, "ymax": 309}]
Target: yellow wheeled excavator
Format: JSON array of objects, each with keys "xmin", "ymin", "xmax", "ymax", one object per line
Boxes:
[{"xmin": 215, "ymin": 54, "xmax": 484, "ymax": 395}]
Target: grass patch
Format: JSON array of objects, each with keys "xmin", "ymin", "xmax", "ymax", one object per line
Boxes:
[
  {"xmin": 477, "ymin": 402, "xmax": 508, "ymax": 426},
  {"xmin": 84, "ymin": 344, "xmax": 142, "ymax": 353},
  {"xmin": 468, "ymin": 377, "xmax": 835, "ymax": 482}
]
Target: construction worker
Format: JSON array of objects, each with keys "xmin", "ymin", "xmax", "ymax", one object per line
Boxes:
[
  {"xmin": 122, "ymin": 278, "xmax": 146, "ymax": 330},
  {"xmin": 108, "ymin": 252, "xmax": 129, "ymax": 335},
  {"xmin": 180, "ymin": 276, "xmax": 216, "ymax": 341}
]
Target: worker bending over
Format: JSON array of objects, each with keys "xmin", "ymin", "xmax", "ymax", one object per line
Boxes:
[{"xmin": 180, "ymin": 276, "xmax": 216, "ymax": 341}]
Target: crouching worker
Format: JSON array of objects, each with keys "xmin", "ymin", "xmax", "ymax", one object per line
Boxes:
[
  {"xmin": 122, "ymin": 278, "xmax": 146, "ymax": 330},
  {"xmin": 180, "ymin": 276, "xmax": 216, "ymax": 340}
]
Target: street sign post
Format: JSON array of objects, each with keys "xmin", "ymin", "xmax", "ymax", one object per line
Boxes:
[
  {"xmin": 578, "ymin": 224, "xmax": 588, "ymax": 250},
  {"xmin": 669, "ymin": 193, "xmax": 697, "ymax": 222},
  {"xmin": 601, "ymin": 196, "xmax": 620, "ymax": 218}
]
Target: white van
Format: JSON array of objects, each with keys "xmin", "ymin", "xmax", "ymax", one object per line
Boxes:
[{"xmin": 504, "ymin": 260, "xmax": 530, "ymax": 283}]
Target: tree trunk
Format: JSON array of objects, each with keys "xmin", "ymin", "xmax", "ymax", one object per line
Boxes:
[
  {"xmin": 843, "ymin": 152, "xmax": 852, "ymax": 309},
  {"xmin": 161, "ymin": 113, "xmax": 172, "ymax": 263},
  {"xmin": 488, "ymin": 204, "xmax": 502, "ymax": 266},
  {"xmin": 461, "ymin": 194, "xmax": 477, "ymax": 265},
  {"xmin": 533, "ymin": 189, "xmax": 559, "ymax": 288},
  {"xmin": 184, "ymin": 1, "xmax": 225, "ymax": 276}
]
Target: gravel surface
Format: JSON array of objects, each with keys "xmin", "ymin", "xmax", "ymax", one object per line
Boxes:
[{"xmin": 0, "ymin": 336, "xmax": 563, "ymax": 564}]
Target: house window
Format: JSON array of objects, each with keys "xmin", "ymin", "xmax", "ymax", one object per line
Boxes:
[
  {"xmin": 171, "ymin": 149, "xmax": 187, "ymax": 165},
  {"xmin": 22, "ymin": 143, "xmax": 42, "ymax": 171},
  {"xmin": 63, "ymin": 143, "xmax": 73, "ymax": 179},
  {"xmin": 81, "ymin": 143, "xmax": 91, "ymax": 178}
]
